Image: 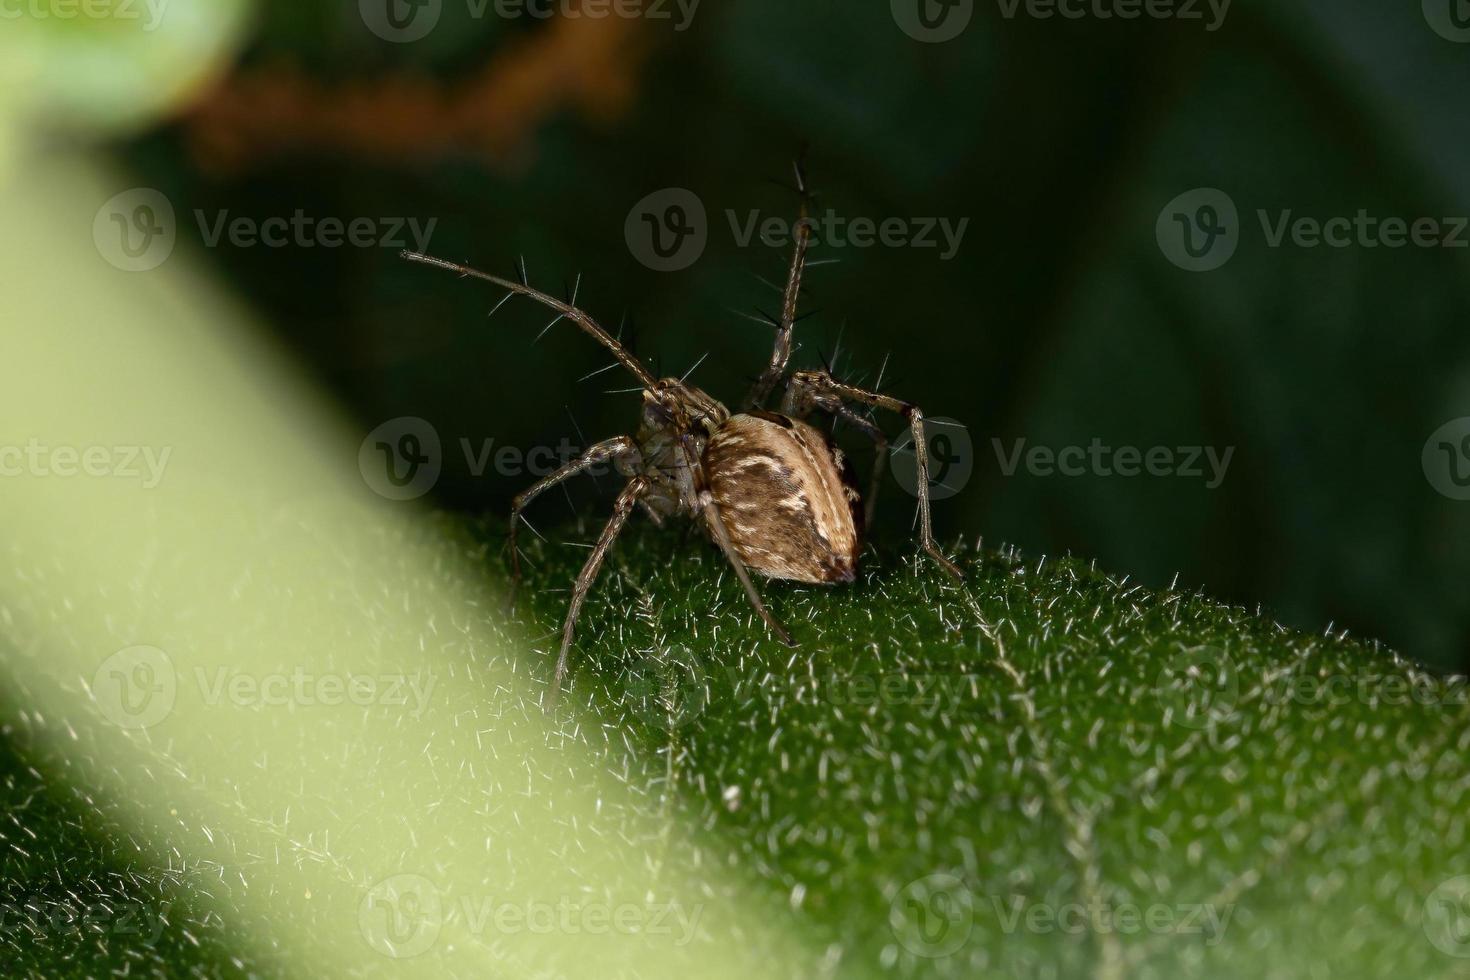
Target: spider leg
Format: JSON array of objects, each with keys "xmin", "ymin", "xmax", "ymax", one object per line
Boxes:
[
  {"xmin": 402, "ymin": 251, "xmax": 656, "ymax": 389},
  {"xmin": 549, "ymin": 475, "xmax": 651, "ymax": 706},
  {"xmin": 745, "ymin": 158, "xmax": 812, "ymax": 411},
  {"xmin": 638, "ymin": 500, "xmax": 666, "ymax": 527},
  {"xmin": 698, "ymin": 490, "xmax": 795, "ymax": 646},
  {"xmin": 781, "ymin": 386, "xmax": 889, "ymax": 530},
  {"xmin": 509, "ymin": 436, "xmax": 640, "ymax": 614},
  {"xmin": 673, "ymin": 430, "xmax": 795, "ymax": 646},
  {"xmin": 785, "ymin": 370, "xmax": 963, "ymax": 580}
]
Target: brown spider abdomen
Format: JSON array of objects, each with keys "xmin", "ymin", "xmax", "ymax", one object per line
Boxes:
[{"xmin": 703, "ymin": 411, "xmax": 862, "ymax": 584}]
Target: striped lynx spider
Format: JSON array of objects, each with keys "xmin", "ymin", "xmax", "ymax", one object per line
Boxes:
[{"xmin": 403, "ymin": 165, "xmax": 961, "ymax": 703}]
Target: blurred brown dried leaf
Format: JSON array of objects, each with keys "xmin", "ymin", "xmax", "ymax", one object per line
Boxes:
[{"xmin": 180, "ymin": 12, "xmax": 653, "ymax": 174}]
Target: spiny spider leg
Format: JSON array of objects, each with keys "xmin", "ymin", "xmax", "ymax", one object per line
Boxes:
[
  {"xmin": 550, "ymin": 475, "xmax": 651, "ymax": 706},
  {"xmin": 700, "ymin": 492, "xmax": 796, "ymax": 645},
  {"xmin": 745, "ymin": 159, "xmax": 813, "ymax": 411},
  {"xmin": 401, "ymin": 250, "xmax": 656, "ymax": 389},
  {"xmin": 784, "ymin": 370, "xmax": 962, "ymax": 580},
  {"xmin": 509, "ymin": 435, "xmax": 640, "ymax": 614},
  {"xmin": 679, "ymin": 433, "xmax": 795, "ymax": 646},
  {"xmin": 793, "ymin": 396, "xmax": 889, "ymax": 529}
]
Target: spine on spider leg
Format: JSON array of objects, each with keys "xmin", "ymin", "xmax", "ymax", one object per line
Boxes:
[
  {"xmin": 400, "ymin": 250, "xmax": 656, "ymax": 389},
  {"xmin": 745, "ymin": 159, "xmax": 815, "ymax": 411}
]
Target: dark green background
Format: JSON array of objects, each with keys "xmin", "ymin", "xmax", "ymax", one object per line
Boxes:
[{"xmin": 121, "ymin": 0, "xmax": 1470, "ymax": 671}]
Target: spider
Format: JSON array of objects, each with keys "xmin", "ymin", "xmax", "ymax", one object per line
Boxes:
[{"xmin": 402, "ymin": 164, "xmax": 962, "ymax": 704}]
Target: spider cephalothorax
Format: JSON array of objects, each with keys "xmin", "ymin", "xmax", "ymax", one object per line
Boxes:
[{"xmin": 403, "ymin": 164, "xmax": 961, "ymax": 704}]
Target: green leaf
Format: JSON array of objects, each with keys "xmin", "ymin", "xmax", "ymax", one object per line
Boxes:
[
  {"xmin": 7, "ymin": 510, "xmax": 1468, "ymax": 977},
  {"xmin": 506, "ymin": 520, "xmax": 1470, "ymax": 978}
]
